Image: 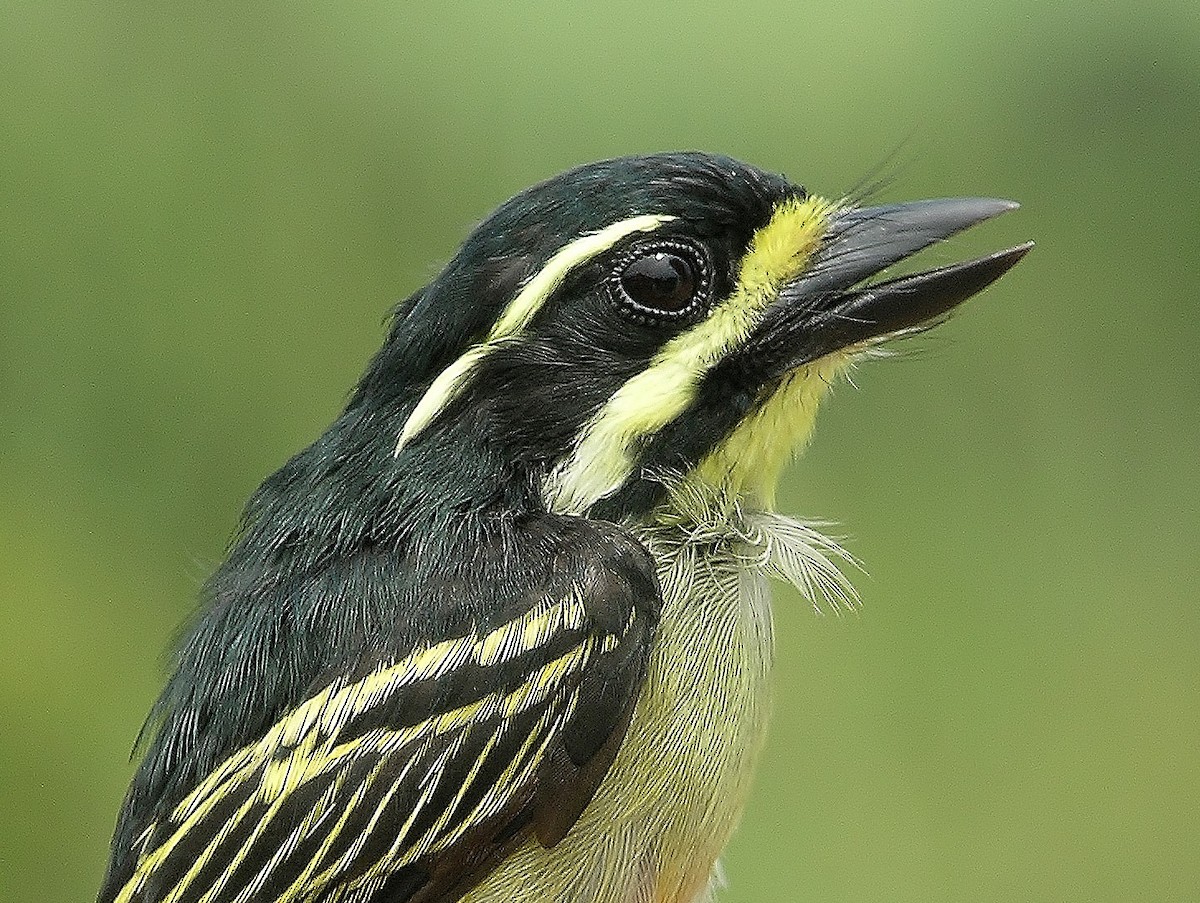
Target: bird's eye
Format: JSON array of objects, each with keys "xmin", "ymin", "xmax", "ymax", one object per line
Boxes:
[
  {"xmin": 612, "ymin": 241, "xmax": 710, "ymax": 320},
  {"xmin": 621, "ymin": 253, "xmax": 695, "ymax": 311}
]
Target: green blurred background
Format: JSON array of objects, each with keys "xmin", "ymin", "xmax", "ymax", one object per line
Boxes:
[{"xmin": 3, "ymin": 2, "xmax": 1197, "ymax": 900}]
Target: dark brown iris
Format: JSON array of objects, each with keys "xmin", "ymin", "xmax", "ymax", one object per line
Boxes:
[{"xmin": 619, "ymin": 251, "xmax": 697, "ymax": 313}]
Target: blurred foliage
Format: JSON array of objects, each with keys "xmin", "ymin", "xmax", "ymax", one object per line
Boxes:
[{"xmin": 2, "ymin": 2, "xmax": 1198, "ymax": 901}]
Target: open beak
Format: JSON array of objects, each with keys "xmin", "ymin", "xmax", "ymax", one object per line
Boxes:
[{"xmin": 748, "ymin": 198, "xmax": 1032, "ymax": 377}]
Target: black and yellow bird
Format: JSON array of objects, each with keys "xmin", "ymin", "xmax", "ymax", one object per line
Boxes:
[{"xmin": 98, "ymin": 152, "xmax": 1029, "ymax": 903}]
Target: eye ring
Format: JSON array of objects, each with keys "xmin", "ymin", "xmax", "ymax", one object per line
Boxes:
[{"xmin": 609, "ymin": 239, "xmax": 712, "ymax": 322}]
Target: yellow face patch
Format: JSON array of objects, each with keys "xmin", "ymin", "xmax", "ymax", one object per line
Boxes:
[
  {"xmin": 545, "ymin": 194, "xmax": 841, "ymax": 515},
  {"xmin": 693, "ymin": 351, "xmax": 853, "ymax": 508}
]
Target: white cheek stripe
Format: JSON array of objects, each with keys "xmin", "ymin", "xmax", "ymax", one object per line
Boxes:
[{"xmin": 394, "ymin": 213, "xmax": 675, "ymax": 455}]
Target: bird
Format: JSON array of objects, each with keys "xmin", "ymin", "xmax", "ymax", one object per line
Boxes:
[{"xmin": 97, "ymin": 152, "xmax": 1030, "ymax": 903}]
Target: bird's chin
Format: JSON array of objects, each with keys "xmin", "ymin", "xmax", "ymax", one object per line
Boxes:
[{"xmin": 691, "ymin": 349, "xmax": 853, "ymax": 510}]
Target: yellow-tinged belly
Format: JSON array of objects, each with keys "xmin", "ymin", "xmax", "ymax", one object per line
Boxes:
[{"xmin": 465, "ymin": 534, "xmax": 775, "ymax": 903}]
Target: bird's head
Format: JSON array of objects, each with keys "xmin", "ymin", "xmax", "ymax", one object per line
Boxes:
[{"xmin": 352, "ymin": 152, "xmax": 1028, "ymax": 523}]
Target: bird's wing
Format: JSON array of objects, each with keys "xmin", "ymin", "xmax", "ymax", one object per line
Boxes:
[{"xmin": 108, "ymin": 522, "xmax": 659, "ymax": 903}]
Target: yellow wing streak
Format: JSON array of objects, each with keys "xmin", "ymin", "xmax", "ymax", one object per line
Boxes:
[
  {"xmin": 227, "ymin": 761, "xmax": 363, "ymax": 903},
  {"xmin": 167, "ymin": 597, "xmax": 582, "ymax": 835},
  {"xmin": 138, "ymin": 727, "xmax": 347, "ymax": 903},
  {"xmin": 119, "ymin": 600, "xmax": 619, "ymax": 903},
  {"xmin": 346, "ymin": 695, "xmax": 573, "ymax": 897},
  {"xmin": 372, "ymin": 734, "xmax": 465, "ymax": 873},
  {"xmin": 419, "ymin": 655, "xmax": 589, "ymax": 861},
  {"xmin": 477, "ymin": 594, "xmax": 586, "ymax": 667},
  {"xmin": 417, "ymin": 724, "xmax": 507, "ymax": 853},
  {"xmin": 307, "ymin": 744, "xmax": 430, "ymax": 892},
  {"xmin": 156, "ymin": 790, "xmax": 263, "ymax": 903},
  {"xmin": 328, "ymin": 645, "xmax": 593, "ymax": 896}
]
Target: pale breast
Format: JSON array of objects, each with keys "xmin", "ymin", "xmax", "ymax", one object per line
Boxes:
[{"xmin": 466, "ymin": 523, "xmax": 776, "ymax": 903}]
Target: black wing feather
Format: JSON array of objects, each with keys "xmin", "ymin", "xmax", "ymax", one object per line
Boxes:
[{"xmin": 100, "ymin": 518, "xmax": 658, "ymax": 903}]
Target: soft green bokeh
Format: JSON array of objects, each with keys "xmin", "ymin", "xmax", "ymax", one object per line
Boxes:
[{"xmin": 2, "ymin": 2, "xmax": 1197, "ymax": 900}]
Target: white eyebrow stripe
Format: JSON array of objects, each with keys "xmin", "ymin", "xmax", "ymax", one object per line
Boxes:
[
  {"xmin": 394, "ymin": 213, "xmax": 674, "ymax": 455},
  {"xmin": 488, "ymin": 213, "xmax": 675, "ymax": 340}
]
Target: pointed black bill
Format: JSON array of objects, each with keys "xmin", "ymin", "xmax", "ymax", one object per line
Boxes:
[
  {"xmin": 748, "ymin": 198, "xmax": 1031, "ymax": 376},
  {"xmin": 827, "ymin": 242, "xmax": 1033, "ymax": 341}
]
